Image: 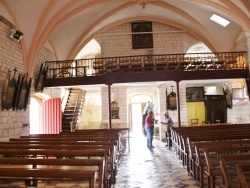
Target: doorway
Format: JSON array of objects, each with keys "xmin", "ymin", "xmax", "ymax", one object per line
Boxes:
[
  {"xmin": 130, "ymin": 94, "xmax": 152, "ymax": 136},
  {"xmin": 131, "ymin": 103, "xmax": 143, "ymax": 135}
]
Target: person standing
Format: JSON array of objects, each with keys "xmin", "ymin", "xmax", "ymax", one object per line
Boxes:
[
  {"xmin": 142, "ymin": 110, "xmax": 148, "ymax": 136},
  {"xmin": 161, "ymin": 111, "xmax": 174, "ymax": 146},
  {"xmin": 144, "ymin": 110, "xmax": 155, "ymax": 149}
]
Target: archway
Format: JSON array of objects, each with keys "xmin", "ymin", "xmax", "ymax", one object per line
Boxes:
[{"xmin": 29, "ymin": 93, "xmax": 50, "ymax": 134}]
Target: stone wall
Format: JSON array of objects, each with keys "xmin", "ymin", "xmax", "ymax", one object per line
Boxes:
[
  {"xmin": 227, "ymin": 36, "xmax": 250, "ymax": 123},
  {"xmin": 98, "ymin": 22, "xmax": 194, "ymax": 57},
  {"xmin": 0, "ymin": 20, "xmax": 29, "ymax": 140},
  {"xmin": 34, "ymin": 46, "xmax": 61, "ymax": 98}
]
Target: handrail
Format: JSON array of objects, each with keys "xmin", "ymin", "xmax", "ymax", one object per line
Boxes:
[
  {"xmin": 70, "ymin": 89, "xmax": 83, "ymax": 132},
  {"xmin": 45, "ymin": 51, "xmax": 248, "ymax": 79}
]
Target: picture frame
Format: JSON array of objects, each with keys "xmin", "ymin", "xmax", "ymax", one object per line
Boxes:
[
  {"xmin": 1, "ymin": 71, "xmax": 18, "ymax": 110},
  {"xmin": 131, "ymin": 22, "xmax": 153, "ymax": 49},
  {"xmin": 167, "ymin": 92, "xmax": 177, "ymax": 111},
  {"xmin": 245, "ymin": 77, "xmax": 250, "ymax": 98},
  {"xmin": 35, "ymin": 62, "xmax": 48, "ymax": 92},
  {"xmin": 186, "ymin": 87, "xmax": 205, "ymax": 102},
  {"xmin": 111, "ymin": 107, "xmax": 119, "ymax": 119},
  {"xmin": 223, "ymin": 86, "xmax": 233, "ymax": 109},
  {"xmin": 15, "ymin": 73, "xmax": 32, "ymax": 111}
]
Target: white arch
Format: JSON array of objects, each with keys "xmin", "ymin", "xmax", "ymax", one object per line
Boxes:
[
  {"xmin": 186, "ymin": 43, "xmax": 212, "ymax": 53},
  {"xmin": 29, "ymin": 93, "xmax": 50, "ymax": 134},
  {"xmin": 75, "ymin": 39, "xmax": 101, "ymax": 59}
]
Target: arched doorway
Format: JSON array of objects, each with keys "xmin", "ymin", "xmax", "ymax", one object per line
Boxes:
[{"xmin": 29, "ymin": 93, "xmax": 50, "ymax": 134}]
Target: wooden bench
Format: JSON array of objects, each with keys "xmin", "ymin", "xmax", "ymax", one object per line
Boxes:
[
  {"xmin": 0, "ymin": 158, "xmax": 103, "ymax": 188},
  {"xmin": 0, "ymin": 143, "xmax": 116, "ymax": 184},
  {"xmin": 0, "ymin": 168, "xmax": 96, "ymax": 188},
  {"xmin": 203, "ymin": 146, "xmax": 250, "ymax": 188},
  {"xmin": 183, "ymin": 134, "xmax": 250, "ymax": 180},
  {"xmin": 74, "ymin": 128, "xmax": 130, "ymax": 152},
  {"xmin": 191, "ymin": 139, "xmax": 250, "ymax": 183},
  {"xmin": 21, "ymin": 131, "xmax": 123, "ymax": 160},
  {"xmin": 0, "ymin": 148, "xmax": 110, "ymax": 188},
  {"xmin": 5, "ymin": 140, "xmax": 120, "ymax": 162},
  {"xmin": 9, "ymin": 135, "xmax": 120, "ymax": 143},
  {"xmin": 190, "ymin": 136, "xmax": 250, "ymax": 185},
  {"xmin": 169, "ymin": 125, "xmax": 250, "ymax": 185},
  {"xmin": 236, "ymin": 164, "xmax": 250, "ymax": 188},
  {"xmin": 171, "ymin": 124, "xmax": 250, "ymax": 168},
  {"xmin": 219, "ymin": 154, "xmax": 250, "ymax": 188}
]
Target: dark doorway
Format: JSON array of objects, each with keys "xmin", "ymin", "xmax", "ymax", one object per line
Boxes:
[{"xmin": 205, "ymin": 95, "xmax": 227, "ymax": 123}]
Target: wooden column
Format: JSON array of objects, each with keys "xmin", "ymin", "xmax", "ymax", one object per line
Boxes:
[
  {"xmin": 176, "ymin": 81, "xmax": 181, "ymax": 127},
  {"xmin": 108, "ymin": 84, "xmax": 112, "ymax": 129}
]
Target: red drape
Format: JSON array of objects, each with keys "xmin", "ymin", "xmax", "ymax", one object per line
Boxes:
[{"xmin": 40, "ymin": 98, "xmax": 61, "ymax": 134}]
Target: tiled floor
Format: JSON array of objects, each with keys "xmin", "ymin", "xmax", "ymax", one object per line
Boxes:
[
  {"xmin": 113, "ymin": 133, "xmax": 200, "ymax": 188},
  {"xmin": 0, "ymin": 133, "xmax": 201, "ymax": 188}
]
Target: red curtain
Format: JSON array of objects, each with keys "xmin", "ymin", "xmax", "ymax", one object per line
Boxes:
[{"xmin": 40, "ymin": 98, "xmax": 61, "ymax": 134}]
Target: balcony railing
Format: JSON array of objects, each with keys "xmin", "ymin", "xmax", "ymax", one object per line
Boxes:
[{"xmin": 45, "ymin": 51, "xmax": 248, "ymax": 79}]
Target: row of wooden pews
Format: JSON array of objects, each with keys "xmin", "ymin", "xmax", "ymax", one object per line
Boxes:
[
  {"xmin": 170, "ymin": 124, "xmax": 250, "ymax": 188},
  {"xmin": 0, "ymin": 128, "xmax": 129, "ymax": 188}
]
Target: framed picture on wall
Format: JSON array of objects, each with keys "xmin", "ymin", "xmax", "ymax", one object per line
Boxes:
[
  {"xmin": 111, "ymin": 107, "xmax": 119, "ymax": 119},
  {"xmin": 223, "ymin": 86, "xmax": 233, "ymax": 109},
  {"xmin": 1, "ymin": 71, "xmax": 18, "ymax": 110},
  {"xmin": 186, "ymin": 87, "xmax": 205, "ymax": 102},
  {"xmin": 131, "ymin": 22, "xmax": 153, "ymax": 49},
  {"xmin": 35, "ymin": 63, "xmax": 48, "ymax": 92},
  {"xmin": 167, "ymin": 92, "xmax": 177, "ymax": 111}
]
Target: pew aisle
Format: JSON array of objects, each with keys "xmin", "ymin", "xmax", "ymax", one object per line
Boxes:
[
  {"xmin": 114, "ymin": 133, "xmax": 199, "ymax": 188},
  {"xmin": 0, "ymin": 133, "xmax": 200, "ymax": 188}
]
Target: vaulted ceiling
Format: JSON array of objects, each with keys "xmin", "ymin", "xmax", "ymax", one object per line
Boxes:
[{"xmin": 0, "ymin": 0, "xmax": 249, "ymax": 76}]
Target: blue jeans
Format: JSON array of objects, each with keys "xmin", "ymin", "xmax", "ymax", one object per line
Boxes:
[{"xmin": 145, "ymin": 126, "xmax": 154, "ymax": 148}]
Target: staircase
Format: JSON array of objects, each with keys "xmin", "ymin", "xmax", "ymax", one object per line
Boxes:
[{"xmin": 62, "ymin": 88, "xmax": 85, "ymax": 132}]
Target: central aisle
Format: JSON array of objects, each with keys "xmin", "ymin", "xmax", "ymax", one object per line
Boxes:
[{"xmin": 114, "ymin": 132, "xmax": 199, "ymax": 188}]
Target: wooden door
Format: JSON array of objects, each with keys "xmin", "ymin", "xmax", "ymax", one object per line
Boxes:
[{"xmin": 205, "ymin": 95, "xmax": 227, "ymax": 123}]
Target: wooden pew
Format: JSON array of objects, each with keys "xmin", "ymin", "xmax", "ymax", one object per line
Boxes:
[
  {"xmin": 236, "ymin": 164, "xmax": 250, "ymax": 188},
  {"xmin": 172, "ymin": 125, "xmax": 250, "ymax": 173},
  {"xmin": 219, "ymin": 154, "xmax": 250, "ymax": 188},
  {"xmin": 9, "ymin": 135, "xmax": 120, "ymax": 142},
  {"xmin": 203, "ymin": 146, "xmax": 250, "ymax": 188},
  {"xmin": 26, "ymin": 132, "xmax": 121, "ymax": 151},
  {"xmin": 183, "ymin": 134, "xmax": 250, "ymax": 180},
  {"xmin": 12, "ymin": 135, "xmax": 120, "ymax": 175},
  {"xmin": 0, "ymin": 158, "xmax": 103, "ymax": 188},
  {"xmin": 11, "ymin": 133, "xmax": 122, "ymax": 181},
  {"xmin": 0, "ymin": 168, "xmax": 96, "ymax": 188},
  {"xmin": 0, "ymin": 149, "xmax": 110, "ymax": 188},
  {"xmin": 193, "ymin": 139, "xmax": 250, "ymax": 187},
  {"xmin": 191, "ymin": 139, "xmax": 250, "ymax": 183},
  {"xmin": 170, "ymin": 125, "xmax": 250, "ymax": 186},
  {"xmin": 0, "ymin": 143, "xmax": 116, "ymax": 185},
  {"xmin": 74, "ymin": 128, "xmax": 130, "ymax": 152},
  {"xmin": 5, "ymin": 140, "xmax": 120, "ymax": 165}
]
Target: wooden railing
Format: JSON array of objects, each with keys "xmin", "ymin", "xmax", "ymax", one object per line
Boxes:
[{"xmin": 45, "ymin": 51, "xmax": 248, "ymax": 78}]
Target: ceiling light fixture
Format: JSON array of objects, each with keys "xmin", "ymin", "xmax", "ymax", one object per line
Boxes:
[{"xmin": 10, "ymin": 29, "xmax": 24, "ymax": 42}]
